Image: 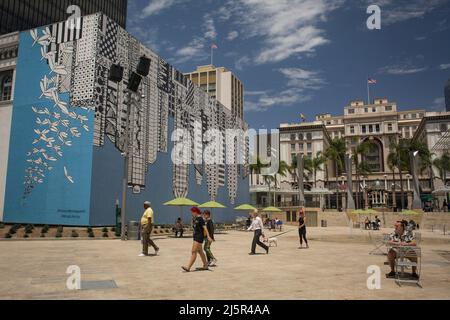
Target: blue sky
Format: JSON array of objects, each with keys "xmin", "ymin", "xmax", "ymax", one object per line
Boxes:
[{"xmin": 127, "ymin": 0, "xmax": 450, "ymax": 130}]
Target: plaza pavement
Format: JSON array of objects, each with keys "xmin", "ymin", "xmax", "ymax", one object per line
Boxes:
[{"xmin": 0, "ymin": 226, "xmax": 449, "ymax": 300}]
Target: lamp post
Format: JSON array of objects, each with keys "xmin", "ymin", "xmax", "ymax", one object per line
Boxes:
[
  {"xmin": 109, "ymin": 56, "xmax": 151, "ymax": 241},
  {"xmin": 410, "ymin": 151, "xmax": 422, "ymax": 210}
]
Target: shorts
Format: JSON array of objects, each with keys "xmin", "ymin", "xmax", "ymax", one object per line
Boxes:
[{"xmin": 193, "ymin": 236, "xmax": 204, "ymax": 244}]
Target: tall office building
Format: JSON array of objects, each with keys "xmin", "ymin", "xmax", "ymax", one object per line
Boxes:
[
  {"xmin": 0, "ymin": 0, "xmax": 128, "ymax": 35},
  {"xmin": 184, "ymin": 65, "xmax": 244, "ymax": 119},
  {"xmin": 445, "ymin": 78, "xmax": 450, "ymax": 112}
]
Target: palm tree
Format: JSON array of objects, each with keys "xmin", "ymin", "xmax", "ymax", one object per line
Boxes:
[
  {"xmin": 352, "ymin": 140, "xmax": 372, "ymax": 209},
  {"xmin": 433, "ymin": 152, "xmax": 450, "ymax": 186},
  {"xmin": 388, "ymin": 138, "xmax": 431, "ymax": 210},
  {"xmin": 273, "ymin": 160, "xmax": 290, "ymax": 206},
  {"xmin": 304, "ymin": 152, "xmax": 326, "ymax": 188},
  {"xmin": 325, "ymin": 138, "xmax": 346, "ymax": 210}
]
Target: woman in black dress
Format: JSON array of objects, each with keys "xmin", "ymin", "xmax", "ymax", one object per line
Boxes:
[
  {"xmin": 182, "ymin": 207, "xmax": 213, "ymax": 272},
  {"xmin": 298, "ymin": 209, "xmax": 309, "ymax": 249}
]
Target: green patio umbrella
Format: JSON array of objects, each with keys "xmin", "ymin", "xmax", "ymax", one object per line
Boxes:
[
  {"xmin": 199, "ymin": 201, "xmax": 226, "ymax": 220},
  {"xmin": 234, "ymin": 204, "xmax": 257, "ymax": 211},
  {"xmin": 262, "ymin": 206, "xmax": 283, "ymax": 213},
  {"xmin": 262, "ymin": 206, "xmax": 283, "ymax": 219},
  {"xmin": 199, "ymin": 201, "xmax": 226, "ymax": 209},
  {"xmin": 163, "ymin": 197, "xmax": 199, "ymax": 225},
  {"xmin": 399, "ymin": 210, "xmax": 422, "ymax": 215}
]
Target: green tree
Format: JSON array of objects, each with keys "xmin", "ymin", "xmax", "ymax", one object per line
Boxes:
[
  {"xmin": 304, "ymin": 152, "xmax": 326, "ymax": 189},
  {"xmin": 325, "ymin": 138, "xmax": 346, "ymax": 209},
  {"xmin": 433, "ymin": 152, "xmax": 450, "ymax": 185},
  {"xmin": 352, "ymin": 140, "xmax": 372, "ymax": 209}
]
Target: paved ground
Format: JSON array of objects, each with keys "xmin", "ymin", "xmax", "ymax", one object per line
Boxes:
[{"xmin": 0, "ymin": 226, "xmax": 449, "ymax": 300}]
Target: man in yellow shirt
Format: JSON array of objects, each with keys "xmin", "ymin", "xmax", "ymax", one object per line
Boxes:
[{"xmin": 139, "ymin": 201, "xmax": 160, "ymax": 257}]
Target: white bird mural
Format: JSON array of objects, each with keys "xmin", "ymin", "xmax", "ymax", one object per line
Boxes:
[{"xmin": 64, "ymin": 166, "xmax": 74, "ymax": 184}]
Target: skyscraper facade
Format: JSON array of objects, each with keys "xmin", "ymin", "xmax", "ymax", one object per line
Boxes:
[
  {"xmin": 0, "ymin": 0, "xmax": 128, "ymax": 35},
  {"xmin": 185, "ymin": 65, "xmax": 244, "ymax": 120}
]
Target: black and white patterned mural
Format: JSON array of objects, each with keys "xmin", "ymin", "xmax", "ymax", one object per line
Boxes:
[{"xmin": 26, "ymin": 13, "xmax": 248, "ymax": 203}]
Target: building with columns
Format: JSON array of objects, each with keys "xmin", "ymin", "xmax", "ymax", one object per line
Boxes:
[{"xmin": 250, "ymin": 98, "xmax": 450, "ymax": 214}]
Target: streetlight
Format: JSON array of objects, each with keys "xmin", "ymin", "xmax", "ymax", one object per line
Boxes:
[{"xmin": 109, "ymin": 56, "xmax": 151, "ymax": 241}]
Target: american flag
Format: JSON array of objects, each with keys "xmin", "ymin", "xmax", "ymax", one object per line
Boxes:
[
  {"xmin": 211, "ymin": 43, "xmax": 218, "ymax": 49},
  {"xmin": 368, "ymin": 78, "xmax": 377, "ymax": 84}
]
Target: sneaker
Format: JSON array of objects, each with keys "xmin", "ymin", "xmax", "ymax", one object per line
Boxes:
[
  {"xmin": 209, "ymin": 259, "xmax": 217, "ymax": 267},
  {"xmin": 248, "ymin": 252, "xmax": 256, "ymax": 255},
  {"xmin": 155, "ymin": 248, "xmax": 160, "ymax": 256},
  {"xmin": 386, "ymin": 271, "xmax": 396, "ymax": 278},
  {"xmin": 138, "ymin": 253, "xmax": 147, "ymax": 257}
]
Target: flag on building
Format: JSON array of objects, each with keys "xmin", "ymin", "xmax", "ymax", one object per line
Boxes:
[
  {"xmin": 300, "ymin": 113, "xmax": 306, "ymax": 122},
  {"xmin": 211, "ymin": 43, "xmax": 218, "ymax": 50},
  {"xmin": 368, "ymin": 78, "xmax": 377, "ymax": 84}
]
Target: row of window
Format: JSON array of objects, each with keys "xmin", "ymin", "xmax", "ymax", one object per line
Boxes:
[
  {"xmin": 290, "ymin": 133, "xmax": 313, "ymax": 141},
  {"xmin": 290, "ymin": 143, "xmax": 312, "ymax": 152},
  {"xmin": 0, "ymin": 71, "xmax": 13, "ymax": 102}
]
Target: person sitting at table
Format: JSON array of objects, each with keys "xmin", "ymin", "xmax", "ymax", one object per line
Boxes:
[
  {"xmin": 174, "ymin": 217, "xmax": 183, "ymax": 238},
  {"xmin": 386, "ymin": 221, "xmax": 419, "ymax": 280},
  {"xmin": 364, "ymin": 217, "xmax": 371, "ymax": 230},
  {"xmin": 372, "ymin": 216, "xmax": 381, "ymax": 230}
]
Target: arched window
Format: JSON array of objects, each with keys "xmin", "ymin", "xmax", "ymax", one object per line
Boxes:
[
  {"xmin": 1, "ymin": 72, "xmax": 13, "ymax": 101},
  {"xmin": 364, "ymin": 138, "xmax": 384, "ymax": 172}
]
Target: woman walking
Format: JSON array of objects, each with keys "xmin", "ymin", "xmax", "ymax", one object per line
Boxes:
[
  {"xmin": 298, "ymin": 208, "xmax": 309, "ymax": 249},
  {"xmin": 203, "ymin": 210, "xmax": 217, "ymax": 267},
  {"xmin": 182, "ymin": 207, "xmax": 213, "ymax": 272}
]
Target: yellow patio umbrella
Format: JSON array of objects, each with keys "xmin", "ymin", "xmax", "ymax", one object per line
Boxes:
[
  {"xmin": 234, "ymin": 204, "xmax": 257, "ymax": 211},
  {"xmin": 163, "ymin": 197, "xmax": 199, "ymax": 224}
]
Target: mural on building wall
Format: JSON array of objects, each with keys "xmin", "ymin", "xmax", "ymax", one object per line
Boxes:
[{"xmin": 5, "ymin": 13, "xmax": 249, "ymax": 225}]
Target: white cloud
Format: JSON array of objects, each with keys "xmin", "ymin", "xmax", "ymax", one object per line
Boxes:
[
  {"xmin": 142, "ymin": 0, "xmax": 178, "ymax": 17},
  {"xmin": 227, "ymin": 31, "xmax": 239, "ymax": 41},
  {"xmin": 220, "ymin": 0, "xmax": 343, "ymax": 64},
  {"xmin": 245, "ymin": 68, "xmax": 325, "ymax": 112},
  {"xmin": 378, "ymin": 64, "xmax": 428, "ymax": 75},
  {"xmin": 172, "ymin": 37, "xmax": 208, "ymax": 64},
  {"xmin": 440, "ymin": 63, "xmax": 450, "ymax": 70},
  {"xmin": 203, "ymin": 15, "xmax": 217, "ymax": 40},
  {"xmin": 235, "ymin": 55, "xmax": 250, "ymax": 71},
  {"xmin": 431, "ymin": 97, "xmax": 446, "ymax": 111}
]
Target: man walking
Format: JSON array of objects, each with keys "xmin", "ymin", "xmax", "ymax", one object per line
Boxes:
[
  {"xmin": 139, "ymin": 201, "xmax": 160, "ymax": 257},
  {"xmin": 203, "ymin": 210, "xmax": 217, "ymax": 267},
  {"xmin": 248, "ymin": 209, "xmax": 269, "ymax": 255}
]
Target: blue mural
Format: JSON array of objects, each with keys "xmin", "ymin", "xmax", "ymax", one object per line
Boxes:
[{"xmin": 3, "ymin": 14, "xmax": 250, "ymax": 226}]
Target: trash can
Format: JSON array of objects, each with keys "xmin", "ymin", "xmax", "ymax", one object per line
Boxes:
[
  {"xmin": 128, "ymin": 221, "xmax": 140, "ymax": 240},
  {"xmin": 321, "ymin": 220, "xmax": 327, "ymax": 228}
]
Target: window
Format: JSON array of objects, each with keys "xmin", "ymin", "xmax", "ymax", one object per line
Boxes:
[
  {"xmin": 350, "ymin": 126, "xmax": 355, "ymax": 134},
  {"xmin": 299, "ymin": 143, "xmax": 304, "ymax": 150},
  {"xmin": 364, "ymin": 108, "xmax": 368, "ymax": 113},
  {"xmin": 307, "ymin": 143, "xmax": 312, "ymax": 151},
  {"xmin": 369, "ymin": 125, "xmax": 373, "ymax": 133},
  {"xmin": 388, "ymin": 123, "xmax": 393, "ymax": 132},
  {"xmin": 441, "ymin": 123, "xmax": 448, "ymax": 133},
  {"xmin": 385, "ymin": 106, "xmax": 392, "ymax": 111},
  {"xmin": 0, "ymin": 72, "xmax": 13, "ymax": 101},
  {"xmin": 412, "ymin": 113, "xmax": 417, "ymax": 119},
  {"xmin": 362, "ymin": 125, "xmax": 367, "ymax": 134},
  {"xmin": 291, "ymin": 134, "xmax": 296, "ymax": 141},
  {"xmin": 306, "ymin": 133, "xmax": 312, "ymax": 140},
  {"xmin": 376, "ymin": 124, "xmax": 380, "ymax": 132},
  {"xmin": 348, "ymin": 109, "xmax": 355, "ymax": 114},
  {"xmin": 291, "ymin": 144, "xmax": 296, "ymax": 151},
  {"xmin": 298, "ymin": 133, "xmax": 304, "ymax": 141},
  {"xmin": 372, "ymin": 107, "xmax": 376, "ymax": 112}
]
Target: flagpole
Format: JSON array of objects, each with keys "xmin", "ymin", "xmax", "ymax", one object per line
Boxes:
[
  {"xmin": 211, "ymin": 46, "xmax": 213, "ymax": 66},
  {"xmin": 367, "ymin": 75, "xmax": 370, "ymax": 105}
]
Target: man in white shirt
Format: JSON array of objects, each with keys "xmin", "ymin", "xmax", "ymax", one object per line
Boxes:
[{"xmin": 247, "ymin": 210, "xmax": 269, "ymax": 255}]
